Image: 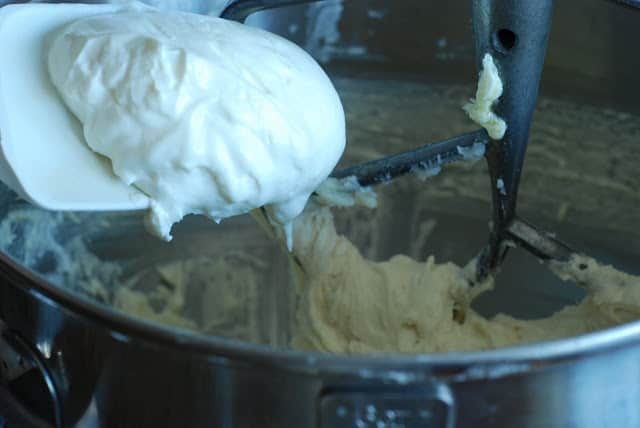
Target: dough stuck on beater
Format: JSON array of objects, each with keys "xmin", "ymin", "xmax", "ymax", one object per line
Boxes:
[{"xmin": 463, "ymin": 54, "xmax": 507, "ymax": 140}]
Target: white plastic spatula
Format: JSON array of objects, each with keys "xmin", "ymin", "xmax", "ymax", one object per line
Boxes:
[{"xmin": 0, "ymin": 2, "xmax": 149, "ymax": 211}]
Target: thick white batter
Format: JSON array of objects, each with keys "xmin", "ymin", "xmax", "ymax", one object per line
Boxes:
[{"xmin": 47, "ymin": 6, "xmax": 345, "ymax": 245}]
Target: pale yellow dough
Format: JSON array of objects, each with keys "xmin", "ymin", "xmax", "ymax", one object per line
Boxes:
[{"xmin": 290, "ymin": 206, "xmax": 640, "ymax": 354}]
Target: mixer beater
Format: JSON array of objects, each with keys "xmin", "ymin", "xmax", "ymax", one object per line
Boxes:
[{"xmin": 222, "ymin": 0, "xmax": 639, "ymax": 282}]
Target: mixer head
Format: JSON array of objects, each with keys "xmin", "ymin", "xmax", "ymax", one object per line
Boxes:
[{"xmin": 221, "ymin": 0, "xmax": 639, "ymax": 282}]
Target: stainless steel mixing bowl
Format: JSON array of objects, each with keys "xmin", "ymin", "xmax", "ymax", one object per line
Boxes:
[{"xmin": 0, "ymin": 1, "xmax": 639, "ymax": 427}]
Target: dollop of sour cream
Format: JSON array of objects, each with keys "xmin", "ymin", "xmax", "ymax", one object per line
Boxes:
[{"xmin": 47, "ymin": 6, "xmax": 345, "ymax": 246}]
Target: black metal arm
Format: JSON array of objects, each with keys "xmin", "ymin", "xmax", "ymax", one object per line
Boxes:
[
  {"xmin": 472, "ymin": 0, "xmax": 555, "ymax": 279},
  {"xmin": 220, "ymin": 0, "xmax": 326, "ymax": 22}
]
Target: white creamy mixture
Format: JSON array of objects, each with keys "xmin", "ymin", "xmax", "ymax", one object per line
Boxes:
[{"xmin": 47, "ymin": 6, "xmax": 345, "ymax": 246}]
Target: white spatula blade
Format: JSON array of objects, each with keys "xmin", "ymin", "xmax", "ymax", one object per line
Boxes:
[{"xmin": 0, "ymin": 3, "xmax": 149, "ymax": 211}]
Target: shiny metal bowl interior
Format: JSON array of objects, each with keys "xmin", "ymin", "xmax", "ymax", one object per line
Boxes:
[{"xmin": 1, "ymin": 0, "xmax": 639, "ymax": 352}]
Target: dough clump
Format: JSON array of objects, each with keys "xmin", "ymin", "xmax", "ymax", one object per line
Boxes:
[
  {"xmin": 291, "ymin": 206, "xmax": 640, "ymax": 353},
  {"xmin": 463, "ymin": 54, "xmax": 507, "ymax": 140}
]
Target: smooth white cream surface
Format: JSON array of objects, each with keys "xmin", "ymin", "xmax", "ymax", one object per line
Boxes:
[{"xmin": 47, "ymin": 7, "xmax": 345, "ymax": 242}]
